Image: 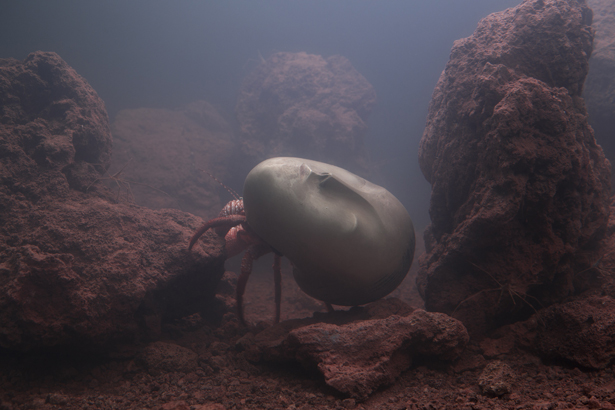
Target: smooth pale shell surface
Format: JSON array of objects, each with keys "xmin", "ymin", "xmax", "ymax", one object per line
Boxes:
[{"xmin": 243, "ymin": 157, "xmax": 415, "ymax": 306}]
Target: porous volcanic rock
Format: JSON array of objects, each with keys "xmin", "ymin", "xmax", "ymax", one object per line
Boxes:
[
  {"xmin": 136, "ymin": 341, "xmax": 199, "ymax": 375},
  {"xmin": 0, "ymin": 52, "xmax": 111, "ymax": 184},
  {"xmin": 236, "ymin": 52, "xmax": 376, "ymax": 177},
  {"xmin": 417, "ymin": 0, "xmax": 611, "ymax": 336},
  {"xmin": 585, "ymin": 0, "xmax": 615, "ymax": 181},
  {"xmin": 0, "ymin": 51, "xmax": 225, "ymax": 351},
  {"xmin": 109, "ymin": 101, "xmax": 236, "ymax": 220},
  {"xmin": 249, "ymin": 300, "xmax": 468, "ymax": 400},
  {"xmin": 502, "ymin": 198, "xmax": 615, "ymax": 369},
  {"xmin": 533, "ymin": 295, "xmax": 615, "ymax": 369},
  {"xmin": 478, "ymin": 361, "xmax": 516, "ymax": 397}
]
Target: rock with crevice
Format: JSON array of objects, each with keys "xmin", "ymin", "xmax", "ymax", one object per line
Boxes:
[{"xmin": 417, "ymin": 0, "xmax": 611, "ymax": 336}]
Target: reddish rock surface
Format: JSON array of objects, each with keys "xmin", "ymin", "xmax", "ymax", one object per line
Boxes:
[
  {"xmin": 1, "ymin": 253, "xmax": 615, "ymax": 408},
  {"xmin": 585, "ymin": 0, "xmax": 615, "ymax": 183},
  {"xmin": 236, "ymin": 52, "xmax": 376, "ymax": 176},
  {"xmin": 417, "ymin": 0, "xmax": 611, "ymax": 336},
  {"xmin": 533, "ymin": 295, "xmax": 615, "ymax": 369},
  {"xmin": 478, "ymin": 360, "xmax": 516, "ymax": 397},
  {"xmin": 0, "ymin": 51, "xmax": 111, "ymax": 185},
  {"xmin": 494, "ymin": 196, "xmax": 615, "ymax": 369},
  {"xmin": 248, "ymin": 303, "xmax": 468, "ymax": 400},
  {"xmin": 0, "ymin": 52, "xmax": 225, "ymax": 351},
  {"xmin": 2, "ymin": 279, "xmax": 615, "ymax": 409},
  {"xmin": 109, "ymin": 101, "xmax": 236, "ymax": 220},
  {"xmin": 137, "ymin": 341, "xmax": 199, "ymax": 375}
]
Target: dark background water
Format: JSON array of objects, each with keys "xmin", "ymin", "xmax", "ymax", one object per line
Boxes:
[{"xmin": 0, "ymin": 0, "xmax": 521, "ymax": 230}]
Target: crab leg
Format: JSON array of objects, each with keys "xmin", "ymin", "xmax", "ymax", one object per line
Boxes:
[
  {"xmin": 273, "ymin": 253, "xmax": 282, "ymax": 324},
  {"xmin": 236, "ymin": 243, "xmax": 273, "ymax": 325},
  {"xmin": 187, "ymin": 215, "xmax": 246, "ymax": 251}
]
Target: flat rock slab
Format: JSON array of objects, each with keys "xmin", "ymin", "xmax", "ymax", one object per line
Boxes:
[{"xmin": 250, "ymin": 306, "xmax": 468, "ymax": 399}]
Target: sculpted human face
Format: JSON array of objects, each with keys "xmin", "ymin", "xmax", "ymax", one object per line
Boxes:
[{"xmin": 243, "ymin": 157, "xmax": 415, "ymax": 306}]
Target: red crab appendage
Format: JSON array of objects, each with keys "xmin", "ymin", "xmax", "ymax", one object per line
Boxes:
[{"xmin": 188, "ymin": 209, "xmax": 281, "ymax": 326}]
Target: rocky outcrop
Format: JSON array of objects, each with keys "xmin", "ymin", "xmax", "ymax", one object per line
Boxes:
[
  {"xmin": 585, "ymin": 0, "xmax": 615, "ymax": 183},
  {"xmin": 499, "ymin": 198, "xmax": 615, "ymax": 370},
  {"xmin": 236, "ymin": 52, "xmax": 376, "ymax": 177},
  {"xmin": 109, "ymin": 101, "xmax": 236, "ymax": 219},
  {"xmin": 533, "ymin": 295, "xmax": 615, "ymax": 369},
  {"xmin": 417, "ymin": 0, "xmax": 611, "ymax": 335},
  {"xmin": 0, "ymin": 52, "xmax": 225, "ymax": 351},
  {"xmin": 0, "ymin": 51, "xmax": 111, "ymax": 186},
  {"xmin": 246, "ymin": 300, "xmax": 468, "ymax": 400}
]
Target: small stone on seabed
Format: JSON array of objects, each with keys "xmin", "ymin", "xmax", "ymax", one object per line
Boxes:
[{"xmin": 478, "ymin": 361, "xmax": 516, "ymax": 397}]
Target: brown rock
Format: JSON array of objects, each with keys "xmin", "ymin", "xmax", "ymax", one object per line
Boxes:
[
  {"xmin": 236, "ymin": 52, "xmax": 376, "ymax": 176},
  {"xmin": 251, "ymin": 298, "xmax": 412, "ymax": 361},
  {"xmin": 46, "ymin": 393, "xmax": 69, "ymax": 405},
  {"xmin": 0, "ymin": 51, "xmax": 111, "ymax": 189},
  {"xmin": 161, "ymin": 401, "xmax": 190, "ymax": 410},
  {"xmin": 590, "ymin": 197, "xmax": 615, "ymax": 298},
  {"xmin": 585, "ymin": 0, "xmax": 615, "ymax": 178},
  {"xmin": 534, "ymin": 295, "xmax": 615, "ymax": 369},
  {"xmin": 193, "ymin": 405, "xmax": 226, "ymax": 410},
  {"xmin": 2, "ymin": 197, "xmax": 225, "ymax": 349},
  {"xmin": 109, "ymin": 101, "xmax": 236, "ymax": 219},
  {"xmin": 479, "ymin": 337, "xmax": 515, "ymax": 359},
  {"xmin": 0, "ymin": 52, "xmax": 225, "ymax": 351},
  {"xmin": 503, "ymin": 316, "xmax": 540, "ymax": 350},
  {"xmin": 452, "ymin": 352, "xmax": 487, "ymax": 374},
  {"xmin": 478, "ymin": 360, "xmax": 516, "ymax": 397},
  {"xmin": 417, "ymin": 0, "xmax": 611, "ymax": 336},
  {"xmin": 254, "ymin": 307, "xmax": 468, "ymax": 400},
  {"xmin": 137, "ymin": 341, "xmax": 198, "ymax": 374}
]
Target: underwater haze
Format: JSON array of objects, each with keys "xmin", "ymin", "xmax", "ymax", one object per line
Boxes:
[{"xmin": 0, "ymin": 0, "xmax": 521, "ymax": 230}]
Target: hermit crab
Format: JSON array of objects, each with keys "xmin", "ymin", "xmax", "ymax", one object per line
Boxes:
[{"xmin": 188, "ymin": 157, "xmax": 415, "ymax": 325}]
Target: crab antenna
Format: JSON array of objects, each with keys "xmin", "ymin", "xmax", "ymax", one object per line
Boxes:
[{"xmin": 199, "ymin": 168, "xmax": 241, "ymax": 200}]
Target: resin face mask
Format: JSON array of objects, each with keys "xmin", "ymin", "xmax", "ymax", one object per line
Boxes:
[{"xmin": 243, "ymin": 157, "xmax": 415, "ymax": 306}]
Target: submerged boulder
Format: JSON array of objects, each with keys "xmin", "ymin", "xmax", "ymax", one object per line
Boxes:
[
  {"xmin": 248, "ymin": 299, "xmax": 468, "ymax": 400},
  {"xmin": 533, "ymin": 295, "xmax": 615, "ymax": 369},
  {"xmin": 0, "ymin": 52, "xmax": 225, "ymax": 351},
  {"xmin": 236, "ymin": 51, "xmax": 376, "ymax": 177},
  {"xmin": 417, "ymin": 0, "xmax": 611, "ymax": 335}
]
